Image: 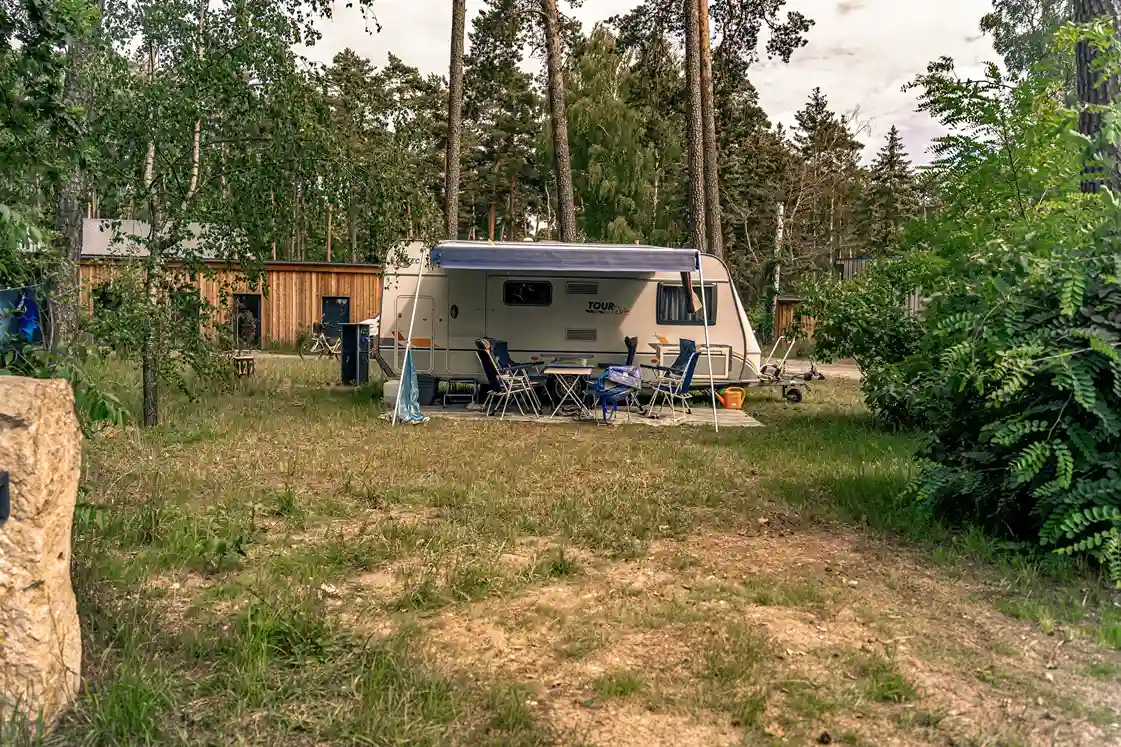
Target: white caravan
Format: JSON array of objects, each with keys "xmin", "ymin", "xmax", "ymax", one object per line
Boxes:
[{"xmin": 374, "ymin": 240, "xmax": 763, "ymax": 386}]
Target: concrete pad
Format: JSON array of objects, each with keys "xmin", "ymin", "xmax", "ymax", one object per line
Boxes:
[{"xmin": 420, "ymin": 406, "xmax": 762, "ymax": 428}]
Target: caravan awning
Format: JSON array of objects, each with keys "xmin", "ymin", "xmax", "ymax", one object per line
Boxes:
[{"xmin": 430, "ymin": 241, "xmax": 699, "ymax": 273}]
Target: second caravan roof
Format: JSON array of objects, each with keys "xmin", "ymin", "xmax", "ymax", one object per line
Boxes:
[{"xmin": 430, "ymin": 241, "xmax": 700, "ymax": 273}]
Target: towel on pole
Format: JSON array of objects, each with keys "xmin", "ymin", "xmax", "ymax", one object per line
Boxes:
[{"xmin": 382, "ymin": 348, "xmax": 429, "ymax": 424}]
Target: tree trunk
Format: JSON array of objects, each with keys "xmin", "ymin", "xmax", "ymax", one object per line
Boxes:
[
  {"xmin": 771, "ymin": 202, "xmax": 785, "ymax": 337},
  {"xmin": 489, "ymin": 202, "xmax": 496, "ymax": 241},
  {"xmin": 683, "ymin": 0, "xmax": 707, "ymax": 252},
  {"xmin": 542, "ymin": 0, "xmax": 578, "ymax": 242},
  {"xmin": 184, "ymin": 0, "xmax": 206, "ymax": 207},
  {"xmin": 508, "ymin": 175, "xmax": 517, "ymax": 239},
  {"xmin": 142, "ymin": 44, "xmax": 160, "ymax": 428},
  {"xmin": 326, "ymin": 209, "xmax": 333, "ymax": 262},
  {"xmin": 348, "ymin": 198, "xmax": 359, "ymax": 262},
  {"xmin": 52, "ymin": 29, "xmax": 97, "ymax": 348},
  {"xmin": 445, "ymin": 0, "xmax": 467, "ymax": 240},
  {"xmin": 697, "ymin": 0, "xmax": 723, "ymax": 258},
  {"xmin": 142, "ymin": 239, "xmax": 162, "ymax": 427},
  {"xmin": 1074, "ymin": 0, "xmax": 1121, "ymax": 193}
]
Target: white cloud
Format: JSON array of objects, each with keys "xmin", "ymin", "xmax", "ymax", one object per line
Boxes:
[{"xmin": 307, "ymin": 0, "xmax": 1000, "ymax": 163}]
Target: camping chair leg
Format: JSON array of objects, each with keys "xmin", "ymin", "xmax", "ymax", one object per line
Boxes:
[{"xmin": 514, "ymin": 389, "xmax": 531, "ymax": 418}]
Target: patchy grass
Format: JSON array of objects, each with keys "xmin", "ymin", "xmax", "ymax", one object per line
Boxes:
[
  {"xmin": 850, "ymin": 652, "xmax": 917, "ymax": 703},
  {"xmin": 589, "ymin": 671, "xmax": 647, "ymax": 701},
  {"xmin": 29, "ymin": 359, "xmax": 1121, "ymax": 747}
]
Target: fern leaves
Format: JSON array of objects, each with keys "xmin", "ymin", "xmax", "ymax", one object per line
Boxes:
[{"xmin": 908, "ymin": 250, "xmax": 1121, "ymax": 585}]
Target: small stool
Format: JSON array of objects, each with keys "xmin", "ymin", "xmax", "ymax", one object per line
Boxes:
[
  {"xmin": 233, "ymin": 355, "xmax": 255, "ymax": 377},
  {"xmin": 442, "ymin": 378, "xmax": 478, "ymax": 406}
]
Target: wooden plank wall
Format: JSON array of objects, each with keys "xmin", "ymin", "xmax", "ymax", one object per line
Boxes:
[
  {"xmin": 775, "ymin": 300, "xmax": 815, "ymax": 339},
  {"xmin": 79, "ymin": 262, "xmax": 382, "ymax": 347}
]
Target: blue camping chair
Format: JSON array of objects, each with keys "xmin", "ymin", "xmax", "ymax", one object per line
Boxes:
[
  {"xmin": 595, "ymin": 365, "xmax": 643, "ymax": 424},
  {"xmin": 475, "ymin": 338, "xmax": 542, "ymax": 418},
  {"xmin": 586, "ymin": 336, "xmax": 639, "ymax": 409},
  {"xmin": 643, "ymin": 339, "xmax": 699, "ymax": 419},
  {"xmin": 486, "ymin": 337, "xmax": 552, "ymax": 408}
]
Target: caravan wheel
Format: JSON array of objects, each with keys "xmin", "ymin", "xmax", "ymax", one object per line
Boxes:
[{"xmin": 784, "ymin": 387, "xmax": 804, "ymax": 404}]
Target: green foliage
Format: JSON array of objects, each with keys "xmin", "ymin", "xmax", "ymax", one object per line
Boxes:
[
  {"xmin": 908, "ymin": 236, "xmax": 1121, "ymax": 567},
  {"xmin": 857, "ymin": 126, "xmax": 920, "ymax": 254},
  {"xmin": 807, "ymin": 28, "xmax": 1121, "ymax": 582},
  {"xmin": 799, "ymin": 254, "xmax": 936, "ymax": 426},
  {"xmin": 561, "ymin": 26, "xmax": 663, "ymax": 243}
]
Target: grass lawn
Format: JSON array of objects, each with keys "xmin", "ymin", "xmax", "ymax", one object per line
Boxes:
[{"xmin": 6, "ymin": 357, "xmax": 1120, "ymax": 746}]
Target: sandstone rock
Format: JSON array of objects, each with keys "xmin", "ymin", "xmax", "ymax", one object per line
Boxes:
[{"xmin": 0, "ymin": 377, "xmax": 82, "ymax": 727}]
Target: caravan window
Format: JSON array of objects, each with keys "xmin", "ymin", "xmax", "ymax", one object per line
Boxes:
[
  {"xmin": 656, "ymin": 283, "xmax": 716, "ymax": 325},
  {"xmin": 503, "ymin": 281, "xmax": 552, "ymax": 307}
]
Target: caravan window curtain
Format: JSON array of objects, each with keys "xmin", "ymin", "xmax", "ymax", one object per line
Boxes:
[{"xmin": 656, "ymin": 283, "xmax": 716, "ymax": 326}]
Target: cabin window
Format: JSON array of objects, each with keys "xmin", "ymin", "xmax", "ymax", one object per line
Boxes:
[
  {"xmin": 656, "ymin": 283, "xmax": 716, "ymax": 326},
  {"xmin": 503, "ymin": 281, "xmax": 552, "ymax": 307}
]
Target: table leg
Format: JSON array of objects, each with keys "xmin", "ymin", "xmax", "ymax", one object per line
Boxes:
[{"xmin": 550, "ymin": 375, "xmax": 578, "ymax": 417}]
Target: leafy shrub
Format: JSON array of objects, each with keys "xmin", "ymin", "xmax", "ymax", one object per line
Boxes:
[
  {"xmin": 799, "ymin": 254, "xmax": 938, "ymax": 427},
  {"xmin": 909, "ymin": 228, "xmax": 1121, "ymax": 571},
  {"xmin": 805, "ymin": 26, "xmax": 1121, "ymax": 582}
]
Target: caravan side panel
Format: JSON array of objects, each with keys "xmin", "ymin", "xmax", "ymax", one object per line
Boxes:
[{"xmin": 447, "ymin": 270, "xmax": 487, "ymax": 374}]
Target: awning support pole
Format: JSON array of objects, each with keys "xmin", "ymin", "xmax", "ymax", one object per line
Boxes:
[
  {"xmin": 393, "ymin": 247, "xmax": 428, "ymax": 426},
  {"xmin": 697, "ymin": 256, "xmax": 719, "ymax": 432}
]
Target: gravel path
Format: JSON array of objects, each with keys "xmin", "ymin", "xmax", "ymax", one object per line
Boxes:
[{"xmin": 785, "ymin": 359, "xmax": 861, "ymax": 381}]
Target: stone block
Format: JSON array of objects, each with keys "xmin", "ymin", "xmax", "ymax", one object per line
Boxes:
[{"xmin": 0, "ymin": 377, "xmax": 82, "ymax": 727}]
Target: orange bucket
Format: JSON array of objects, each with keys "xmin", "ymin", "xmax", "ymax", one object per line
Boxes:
[{"xmin": 717, "ymin": 387, "xmax": 745, "ymax": 410}]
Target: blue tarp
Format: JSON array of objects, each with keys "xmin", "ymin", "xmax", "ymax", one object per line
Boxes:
[
  {"xmin": 0, "ymin": 286, "xmax": 40, "ymax": 350},
  {"xmin": 430, "ymin": 242, "xmax": 700, "ymax": 273},
  {"xmin": 386, "ymin": 348, "xmax": 429, "ymax": 425}
]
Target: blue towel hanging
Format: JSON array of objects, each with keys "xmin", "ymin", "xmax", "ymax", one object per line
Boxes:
[{"xmin": 386, "ymin": 348, "xmax": 429, "ymax": 424}]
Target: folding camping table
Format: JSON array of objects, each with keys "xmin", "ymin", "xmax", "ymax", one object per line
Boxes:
[{"xmin": 544, "ymin": 365, "xmax": 594, "ymax": 419}]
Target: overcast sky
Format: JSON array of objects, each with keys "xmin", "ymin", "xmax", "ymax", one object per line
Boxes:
[{"xmin": 306, "ymin": 0, "xmax": 998, "ymax": 163}]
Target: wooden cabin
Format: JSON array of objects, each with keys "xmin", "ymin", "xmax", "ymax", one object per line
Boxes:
[
  {"xmin": 774, "ymin": 294, "xmax": 814, "ymax": 339},
  {"xmin": 79, "ymin": 219, "xmax": 382, "ymax": 348}
]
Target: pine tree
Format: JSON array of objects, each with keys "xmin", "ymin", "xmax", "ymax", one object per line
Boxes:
[
  {"xmin": 445, "ymin": 0, "xmax": 467, "ymax": 239},
  {"xmin": 858, "ymin": 125, "xmax": 918, "ymax": 254},
  {"xmin": 698, "ymin": 0, "xmax": 723, "ymax": 257},
  {"xmin": 610, "ymin": 0, "xmax": 813, "ymax": 256},
  {"xmin": 683, "ymin": 0, "xmax": 707, "ymax": 253},
  {"xmin": 622, "ymin": 31, "xmax": 688, "ymax": 245},
  {"xmin": 790, "ymin": 87, "xmax": 864, "ymax": 268},
  {"xmin": 542, "ymin": 0, "xmax": 577, "ymax": 242},
  {"xmin": 462, "ymin": 0, "xmax": 543, "ymax": 241}
]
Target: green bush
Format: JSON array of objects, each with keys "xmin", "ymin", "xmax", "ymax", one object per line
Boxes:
[
  {"xmin": 799, "ymin": 254, "xmax": 938, "ymax": 427},
  {"xmin": 803, "ymin": 25, "xmax": 1121, "ymax": 582},
  {"xmin": 909, "ymin": 231, "xmax": 1121, "ymax": 577}
]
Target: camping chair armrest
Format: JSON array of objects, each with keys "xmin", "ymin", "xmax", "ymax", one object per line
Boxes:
[
  {"xmin": 504, "ymin": 362, "xmax": 540, "ymax": 372},
  {"xmin": 640, "ymin": 364, "xmax": 676, "ymax": 372}
]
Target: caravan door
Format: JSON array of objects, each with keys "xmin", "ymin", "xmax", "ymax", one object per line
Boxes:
[
  {"xmin": 394, "ymin": 295, "xmax": 434, "ymax": 373},
  {"xmin": 447, "ymin": 270, "xmax": 486, "ymax": 374}
]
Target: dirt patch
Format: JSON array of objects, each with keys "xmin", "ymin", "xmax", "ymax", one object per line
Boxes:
[
  {"xmin": 412, "ymin": 529, "xmax": 1121, "ymax": 745},
  {"xmin": 548, "ymin": 700, "xmax": 740, "ymax": 747}
]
